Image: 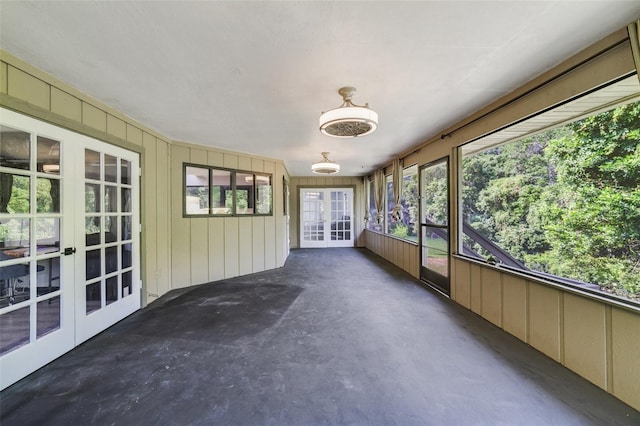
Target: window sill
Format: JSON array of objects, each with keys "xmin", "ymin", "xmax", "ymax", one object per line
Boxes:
[{"xmin": 364, "ymin": 229, "xmax": 419, "ymax": 246}]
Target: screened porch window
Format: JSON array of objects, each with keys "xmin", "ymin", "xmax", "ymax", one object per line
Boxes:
[{"xmin": 460, "ymin": 76, "xmax": 640, "ymax": 305}]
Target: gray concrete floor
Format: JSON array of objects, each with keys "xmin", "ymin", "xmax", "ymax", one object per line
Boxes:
[{"xmin": 1, "ymin": 248, "xmax": 639, "ymax": 425}]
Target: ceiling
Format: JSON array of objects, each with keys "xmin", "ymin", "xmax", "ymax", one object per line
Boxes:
[{"xmin": 1, "ymin": 1, "xmax": 639, "ymax": 176}]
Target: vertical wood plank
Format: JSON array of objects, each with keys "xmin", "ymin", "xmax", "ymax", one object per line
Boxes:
[
  {"xmin": 265, "ymin": 216, "xmax": 276, "ymax": 269},
  {"xmin": 611, "ymin": 307, "xmax": 640, "ymax": 409},
  {"xmin": 190, "ymin": 218, "xmax": 209, "ymax": 285},
  {"xmin": 0, "ymin": 61, "xmax": 7, "ymax": 94},
  {"xmin": 170, "ymin": 145, "xmax": 191, "ymax": 288},
  {"xmin": 191, "ymin": 148, "xmax": 208, "ymax": 164},
  {"xmin": 155, "ymin": 140, "xmax": 171, "ymax": 295},
  {"xmin": 470, "ymin": 264, "xmax": 482, "ymax": 314},
  {"xmin": 81, "ymin": 102, "xmax": 107, "ymax": 132},
  {"xmin": 208, "ymin": 217, "xmax": 225, "ymax": 282},
  {"xmin": 224, "ymin": 217, "xmax": 239, "ymax": 278},
  {"xmin": 252, "ymin": 217, "xmax": 266, "ymax": 272},
  {"xmin": 208, "ymin": 151, "xmax": 224, "ymax": 167},
  {"xmin": 453, "ymin": 259, "xmax": 471, "ymax": 309},
  {"xmin": 480, "ymin": 268, "xmax": 502, "ymax": 327},
  {"xmin": 107, "ymin": 115, "xmax": 126, "ymax": 140},
  {"xmin": 126, "ymin": 124, "xmax": 143, "ymax": 146},
  {"xmin": 252, "ymin": 158, "xmax": 264, "ymax": 173},
  {"xmin": 188, "ymin": 148, "xmax": 209, "ymax": 284},
  {"xmin": 563, "ymin": 294, "xmax": 607, "ymax": 389},
  {"xmin": 528, "ymin": 283, "xmax": 562, "ymax": 362},
  {"xmin": 51, "ymin": 87, "xmax": 81, "ymax": 122},
  {"xmin": 238, "ymin": 155, "xmax": 251, "ymax": 171},
  {"xmin": 7, "ymin": 66, "xmax": 50, "ymax": 110},
  {"xmin": 224, "ymin": 153, "xmax": 238, "ymax": 169},
  {"xmin": 502, "ymin": 274, "xmax": 527, "ymax": 341},
  {"xmin": 238, "ymin": 217, "xmax": 253, "ymax": 276},
  {"xmin": 142, "ymin": 132, "xmax": 158, "ymax": 300}
]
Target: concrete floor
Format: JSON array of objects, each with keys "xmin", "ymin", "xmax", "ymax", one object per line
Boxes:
[{"xmin": 1, "ymin": 248, "xmax": 639, "ymax": 425}]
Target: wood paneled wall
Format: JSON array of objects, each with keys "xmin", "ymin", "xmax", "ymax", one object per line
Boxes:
[
  {"xmin": 0, "ymin": 50, "xmax": 289, "ymax": 302},
  {"xmin": 364, "ymin": 230, "xmax": 419, "ymax": 279},
  {"xmin": 170, "ymin": 143, "xmax": 289, "ymax": 289},
  {"xmin": 289, "ymin": 176, "xmax": 365, "ymax": 248},
  {"xmin": 452, "ymin": 257, "xmax": 640, "ymax": 410},
  {"xmin": 0, "ymin": 50, "xmax": 172, "ymax": 305}
]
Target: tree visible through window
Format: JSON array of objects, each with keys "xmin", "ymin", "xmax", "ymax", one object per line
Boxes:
[
  {"xmin": 386, "ymin": 165, "xmax": 418, "ymax": 241},
  {"xmin": 461, "ymin": 99, "xmax": 640, "ymax": 303},
  {"xmin": 184, "ymin": 165, "xmax": 272, "ymax": 217}
]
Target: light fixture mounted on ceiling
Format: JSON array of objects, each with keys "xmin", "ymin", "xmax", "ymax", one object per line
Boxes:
[
  {"xmin": 311, "ymin": 152, "xmax": 340, "ymax": 175},
  {"xmin": 319, "ymin": 86, "xmax": 378, "ymax": 138}
]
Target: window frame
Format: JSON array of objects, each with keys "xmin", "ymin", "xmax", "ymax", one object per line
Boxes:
[
  {"xmin": 456, "ymin": 78, "xmax": 640, "ymax": 310},
  {"xmin": 383, "ymin": 164, "xmax": 419, "ymax": 242},
  {"xmin": 384, "ymin": 174, "xmax": 393, "ymax": 234},
  {"xmin": 183, "ymin": 163, "xmax": 273, "ymax": 217}
]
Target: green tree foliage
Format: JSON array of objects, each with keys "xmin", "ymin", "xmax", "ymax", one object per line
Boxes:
[
  {"xmin": 539, "ymin": 101, "xmax": 640, "ymax": 297},
  {"xmin": 422, "ymin": 162, "xmax": 448, "ymax": 225},
  {"xmin": 463, "ymin": 100, "xmax": 640, "ymax": 300}
]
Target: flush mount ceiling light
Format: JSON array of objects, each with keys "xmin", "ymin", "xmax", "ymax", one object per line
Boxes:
[
  {"xmin": 319, "ymin": 86, "xmax": 378, "ymax": 138},
  {"xmin": 311, "ymin": 152, "xmax": 340, "ymax": 175}
]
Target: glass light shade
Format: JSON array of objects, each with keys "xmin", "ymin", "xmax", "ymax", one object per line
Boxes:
[
  {"xmin": 319, "ymin": 106, "xmax": 378, "ymax": 138},
  {"xmin": 311, "ymin": 152, "xmax": 340, "ymax": 174}
]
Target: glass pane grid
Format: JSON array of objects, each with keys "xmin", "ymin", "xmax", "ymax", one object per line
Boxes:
[
  {"xmin": 2, "ymin": 129, "xmax": 64, "ymax": 353},
  {"xmin": 83, "ymin": 151, "xmax": 137, "ymax": 314}
]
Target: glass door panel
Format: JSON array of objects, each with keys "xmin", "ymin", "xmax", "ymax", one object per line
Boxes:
[
  {"xmin": 420, "ymin": 159, "xmax": 450, "ymax": 295},
  {"xmin": 75, "ymin": 143, "xmax": 139, "ymax": 344},
  {"xmin": 0, "ymin": 107, "xmax": 140, "ymax": 389},
  {"xmin": 328, "ymin": 190, "xmax": 353, "ymax": 247},
  {"xmin": 0, "ymin": 109, "xmax": 74, "ymax": 390},
  {"xmin": 300, "ymin": 190, "xmax": 325, "ymax": 248},
  {"xmin": 300, "ymin": 188, "xmax": 353, "ymax": 248}
]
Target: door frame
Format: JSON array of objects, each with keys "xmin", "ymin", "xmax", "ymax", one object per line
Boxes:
[
  {"xmin": 298, "ymin": 186, "xmax": 355, "ymax": 248},
  {"xmin": 0, "ymin": 107, "xmax": 142, "ymax": 389},
  {"xmin": 419, "ymin": 157, "xmax": 451, "ymax": 295}
]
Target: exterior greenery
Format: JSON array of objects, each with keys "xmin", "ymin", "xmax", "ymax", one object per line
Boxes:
[
  {"xmin": 183, "ymin": 164, "xmax": 272, "ymax": 216},
  {"xmin": 387, "ymin": 166, "xmax": 419, "ymax": 241},
  {"xmin": 462, "ymin": 100, "xmax": 640, "ymax": 302}
]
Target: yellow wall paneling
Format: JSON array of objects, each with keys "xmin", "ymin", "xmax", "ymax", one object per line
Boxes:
[
  {"xmin": 1, "ymin": 50, "xmax": 289, "ymax": 305},
  {"xmin": 451, "ymin": 256, "xmax": 640, "ymax": 411}
]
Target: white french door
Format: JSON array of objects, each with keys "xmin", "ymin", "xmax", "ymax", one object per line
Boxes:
[
  {"xmin": 75, "ymin": 143, "xmax": 140, "ymax": 343},
  {"xmin": 0, "ymin": 108, "xmax": 141, "ymax": 389},
  {"xmin": 300, "ymin": 188, "xmax": 353, "ymax": 248}
]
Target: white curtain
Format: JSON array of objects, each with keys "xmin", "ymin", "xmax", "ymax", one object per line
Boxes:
[
  {"xmin": 364, "ymin": 178, "xmax": 371, "ymax": 224},
  {"xmin": 629, "ymin": 20, "xmax": 640, "ymax": 85},
  {"xmin": 391, "ymin": 158, "xmax": 403, "ymax": 222},
  {"xmin": 374, "ymin": 169, "xmax": 385, "ymax": 224}
]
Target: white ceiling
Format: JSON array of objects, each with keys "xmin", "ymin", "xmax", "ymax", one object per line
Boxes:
[{"xmin": 1, "ymin": 1, "xmax": 639, "ymax": 176}]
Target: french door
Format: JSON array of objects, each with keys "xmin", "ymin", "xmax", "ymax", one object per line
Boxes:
[
  {"xmin": 0, "ymin": 108, "xmax": 141, "ymax": 389},
  {"xmin": 300, "ymin": 188, "xmax": 353, "ymax": 248},
  {"xmin": 419, "ymin": 158, "xmax": 450, "ymax": 295},
  {"xmin": 75, "ymin": 141, "xmax": 140, "ymax": 343}
]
